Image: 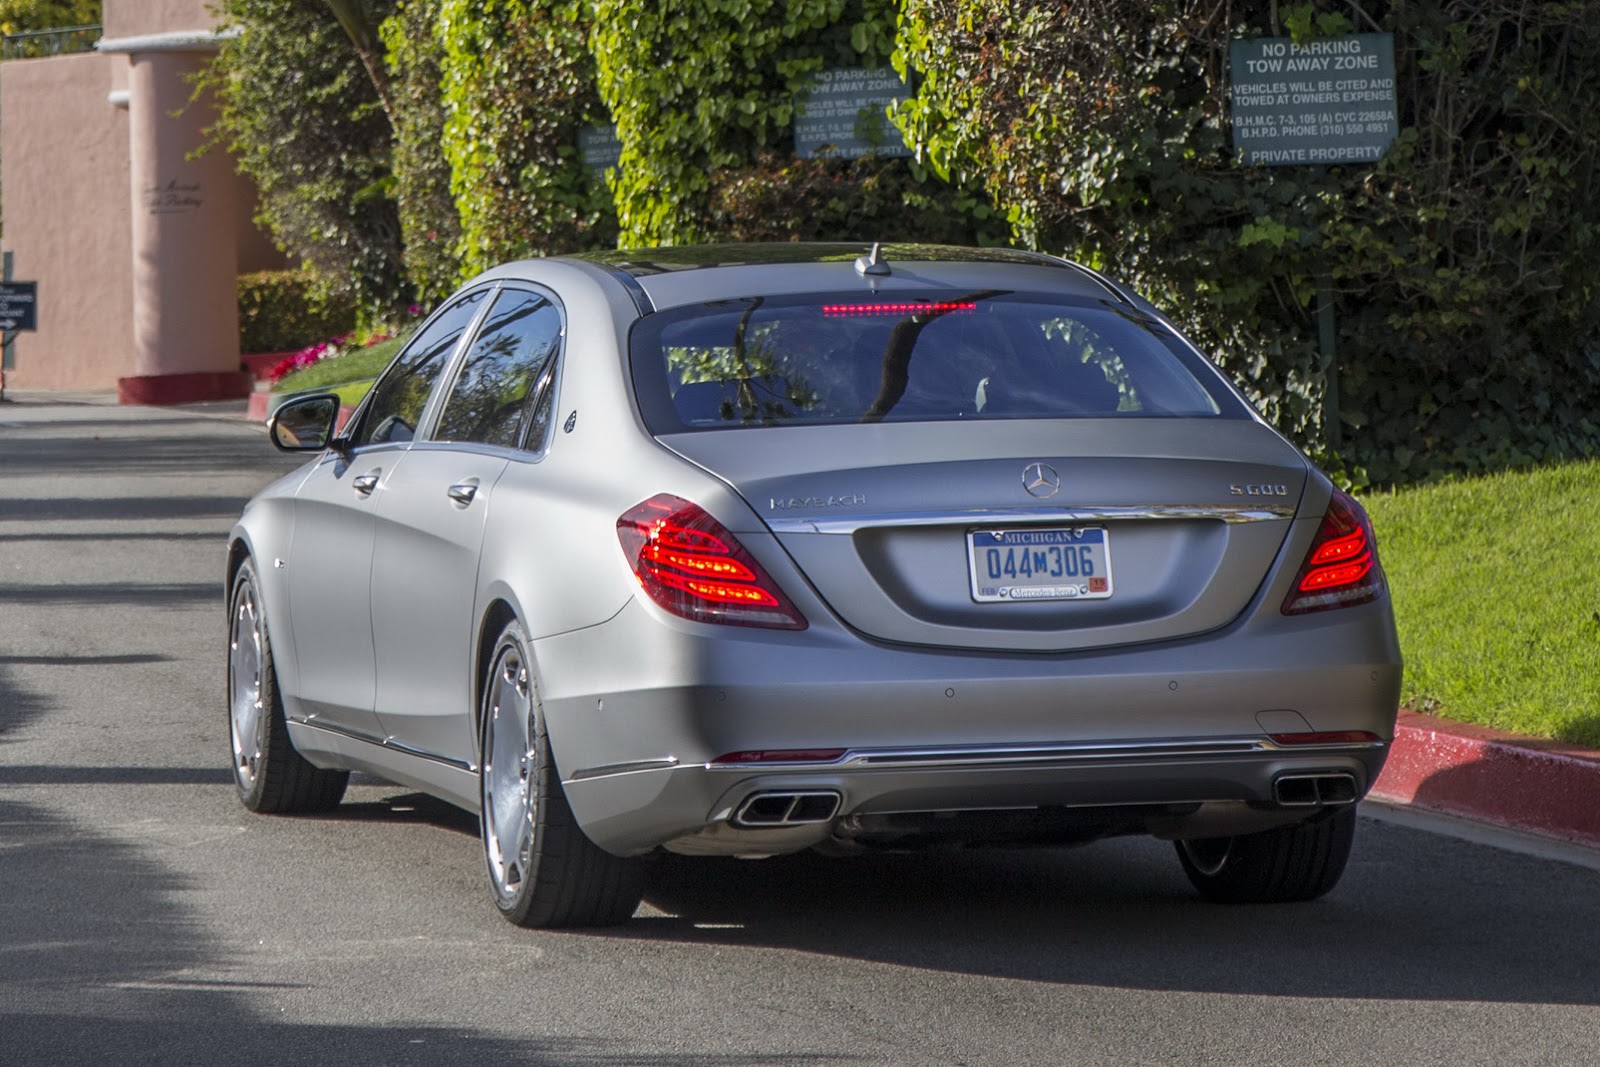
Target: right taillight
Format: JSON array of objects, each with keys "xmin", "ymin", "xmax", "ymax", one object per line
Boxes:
[
  {"xmin": 1281, "ymin": 487, "xmax": 1386, "ymax": 615},
  {"xmin": 617, "ymin": 494, "xmax": 807, "ymax": 630}
]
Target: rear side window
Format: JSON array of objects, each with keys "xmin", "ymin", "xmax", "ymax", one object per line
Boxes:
[
  {"xmin": 629, "ymin": 292, "xmax": 1247, "ymax": 432},
  {"xmin": 433, "ymin": 289, "xmax": 563, "ymax": 450}
]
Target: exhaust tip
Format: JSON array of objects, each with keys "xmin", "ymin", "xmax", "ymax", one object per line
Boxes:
[
  {"xmin": 1273, "ymin": 773, "xmax": 1358, "ymax": 807},
  {"xmin": 733, "ymin": 791, "xmax": 842, "ymax": 827}
]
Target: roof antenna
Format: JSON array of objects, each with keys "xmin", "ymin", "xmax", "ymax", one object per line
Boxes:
[{"xmin": 854, "ymin": 242, "xmax": 891, "ymax": 277}]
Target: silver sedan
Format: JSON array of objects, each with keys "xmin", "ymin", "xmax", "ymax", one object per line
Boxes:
[{"xmin": 228, "ymin": 243, "xmax": 1401, "ymax": 927}]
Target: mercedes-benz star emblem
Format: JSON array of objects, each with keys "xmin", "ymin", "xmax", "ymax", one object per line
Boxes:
[{"xmin": 1022, "ymin": 462, "xmax": 1061, "ymax": 499}]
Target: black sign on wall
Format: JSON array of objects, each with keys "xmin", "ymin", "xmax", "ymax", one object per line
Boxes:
[
  {"xmin": 1229, "ymin": 33, "xmax": 1398, "ymax": 166},
  {"xmin": 0, "ymin": 281, "xmax": 38, "ymax": 332},
  {"xmin": 794, "ymin": 68, "xmax": 912, "ymax": 160}
]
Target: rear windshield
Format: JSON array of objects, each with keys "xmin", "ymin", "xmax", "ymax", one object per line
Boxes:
[{"xmin": 629, "ymin": 291, "xmax": 1250, "ymax": 432}]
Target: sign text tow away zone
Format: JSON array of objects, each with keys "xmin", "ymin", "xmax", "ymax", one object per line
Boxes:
[{"xmin": 1229, "ymin": 33, "xmax": 1398, "ymax": 167}]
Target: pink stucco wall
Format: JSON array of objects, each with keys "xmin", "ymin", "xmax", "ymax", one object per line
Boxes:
[
  {"xmin": 103, "ymin": 0, "xmax": 218, "ymax": 39},
  {"xmin": 0, "ymin": 52, "xmax": 133, "ymax": 391},
  {"xmin": 126, "ymin": 49, "xmax": 241, "ymax": 381}
]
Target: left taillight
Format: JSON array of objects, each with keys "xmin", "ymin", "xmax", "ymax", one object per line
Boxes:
[
  {"xmin": 617, "ymin": 494, "xmax": 807, "ymax": 630},
  {"xmin": 1281, "ymin": 487, "xmax": 1386, "ymax": 615}
]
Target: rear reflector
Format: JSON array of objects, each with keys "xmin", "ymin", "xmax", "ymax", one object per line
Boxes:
[
  {"xmin": 1281, "ymin": 487, "xmax": 1386, "ymax": 615},
  {"xmin": 1268, "ymin": 731, "xmax": 1382, "ymax": 746},
  {"xmin": 617, "ymin": 494, "xmax": 806, "ymax": 629},
  {"xmin": 712, "ymin": 749, "xmax": 846, "ymax": 764}
]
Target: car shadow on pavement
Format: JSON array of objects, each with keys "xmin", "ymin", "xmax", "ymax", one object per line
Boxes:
[
  {"xmin": 616, "ymin": 819, "xmax": 1600, "ymax": 1007},
  {"xmin": 0, "ymin": 796, "xmax": 838, "ymax": 1067},
  {"xmin": 322, "ymin": 787, "xmax": 480, "ymax": 836}
]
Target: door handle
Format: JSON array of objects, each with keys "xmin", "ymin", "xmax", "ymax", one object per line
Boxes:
[
  {"xmin": 447, "ymin": 481, "xmax": 479, "ymax": 506},
  {"xmin": 353, "ymin": 472, "xmax": 380, "ymax": 496}
]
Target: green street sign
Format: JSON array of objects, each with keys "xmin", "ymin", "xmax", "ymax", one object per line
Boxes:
[{"xmin": 1229, "ymin": 33, "xmax": 1398, "ymax": 166}]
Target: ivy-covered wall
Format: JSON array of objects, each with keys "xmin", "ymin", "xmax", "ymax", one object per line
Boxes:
[
  {"xmin": 893, "ymin": 0, "xmax": 1600, "ymax": 485},
  {"xmin": 211, "ymin": 0, "xmax": 1600, "ymax": 485},
  {"xmin": 434, "ymin": 0, "xmax": 611, "ymax": 275}
]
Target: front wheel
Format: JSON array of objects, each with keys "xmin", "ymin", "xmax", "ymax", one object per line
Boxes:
[
  {"xmin": 228, "ymin": 558, "xmax": 348, "ymax": 813},
  {"xmin": 479, "ymin": 620, "xmax": 644, "ymax": 928},
  {"xmin": 1175, "ymin": 806, "xmax": 1356, "ymax": 904}
]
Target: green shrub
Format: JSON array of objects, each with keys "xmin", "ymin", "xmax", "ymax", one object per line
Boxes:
[
  {"xmin": 894, "ymin": 0, "xmax": 1600, "ymax": 486},
  {"xmin": 592, "ymin": 0, "xmax": 901, "ymax": 246},
  {"xmin": 708, "ymin": 152, "xmax": 995, "ymax": 244},
  {"xmin": 237, "ymin": 270, "xmax": 357, "ymax": 354},
  {"xmin": 434, "ymin": 0, "xmax": 613, "ymax": 273},
  {"xmin": 381, "ymin": 0, "xmax": 466, "ymax": 303},
  {"xmin": 205, "ymin": 0, "xmax": 409, "ymax": 318}
]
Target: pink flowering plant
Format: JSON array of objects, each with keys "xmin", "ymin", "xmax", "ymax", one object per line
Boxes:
[{"xmin": 267, "ymin": 305, "xmax": 425, "ymax": 389}]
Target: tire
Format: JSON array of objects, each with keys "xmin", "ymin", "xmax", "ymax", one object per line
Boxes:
[
  {"xmin": 227, "ymin": 558, "xmax": 349, "ymax": 813},
  {"xmin": 1175, "ymin": 805, "xmax": 1357, "ymax": 904},
  {"xmin": 479, "ymin": 620, "xmax": 645, "ymax": 928}
]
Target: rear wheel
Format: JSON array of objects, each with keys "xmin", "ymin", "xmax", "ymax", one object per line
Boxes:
[
  {"xmin": 1175, "ymin": 806, "xmax": 1356, "ymax": 904},
  {"xmin": 228, "ymin": 558, "xmax": 349, "ymax": 813},
  {"xmin": 479, "ymin": 620, "xmax": 644, "ymax": 928}
]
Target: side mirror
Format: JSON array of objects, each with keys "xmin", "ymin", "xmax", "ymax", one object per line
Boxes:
[{"xmin": 268, "ymin": 393, "xmax": 342, "ymax": 453}]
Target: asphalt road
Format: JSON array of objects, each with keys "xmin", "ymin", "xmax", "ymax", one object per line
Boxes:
[{"xmin": 3, "ymin": 395, "xmax": 1599, "ymax": 1066}]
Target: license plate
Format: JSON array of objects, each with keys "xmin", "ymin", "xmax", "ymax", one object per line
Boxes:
[{"xmin": 966, "ymin": 527, "xmax": 1113, "ymax": 603}]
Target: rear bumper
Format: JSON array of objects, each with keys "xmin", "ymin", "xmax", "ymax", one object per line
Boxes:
[{"xmin": 536, "ymin": 597, "xmax": 1401, "ymax": 855}]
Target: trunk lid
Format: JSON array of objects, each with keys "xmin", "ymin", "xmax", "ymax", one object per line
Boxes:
[{"xmin": 658, "ymin": 418, "xmax": 1309, "ymax": 651}]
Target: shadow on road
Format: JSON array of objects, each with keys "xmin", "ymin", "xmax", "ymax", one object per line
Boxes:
[
  {"xmin": 1, "ymin": 800, "xmax": 806, "ymax": 1067},
  {"xmin": 593, "ymin": 823, "xmax": 1600, "ymax": 1007}
]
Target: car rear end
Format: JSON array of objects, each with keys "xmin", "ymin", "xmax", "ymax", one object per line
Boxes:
[{"xmin": 543, "ymin": 246, "xmax": 1400, "ymax": 859}]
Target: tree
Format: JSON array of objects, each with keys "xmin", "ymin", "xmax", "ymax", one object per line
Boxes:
[
  {"xmin": 205, "ymin": 0, "xmax": 408, "ymax": 316},
  {"xmin": 0, "ymin": 0, "xmax": 100, "ymax": 35}
]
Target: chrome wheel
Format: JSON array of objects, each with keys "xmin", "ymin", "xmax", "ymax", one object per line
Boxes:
[
  {"xmin": 229, "ymin": 575, "xmax": 267, "ymax": 789},
  {"xmin": 482, "ymin": 642, "xmax": 536, "ymax": 906}
]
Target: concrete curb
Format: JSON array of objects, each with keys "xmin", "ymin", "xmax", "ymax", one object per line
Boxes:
[{"xmin": 1372, "ymin": 710, "xmax": 1600, "ymax": 849}]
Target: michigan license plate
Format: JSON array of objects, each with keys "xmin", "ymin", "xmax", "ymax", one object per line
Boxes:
[{"xmin": 966, "ymin": 527, "xmax": 1113, "ymax": 603}]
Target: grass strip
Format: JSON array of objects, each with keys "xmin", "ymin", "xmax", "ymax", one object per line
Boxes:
[
  {"xmin": 271, "ymin": 336, "xmax": 405, "ymax": 393},
  {"xmin": 1365, "ymin": 459, "xmax": 1600, "ymax": 747}
]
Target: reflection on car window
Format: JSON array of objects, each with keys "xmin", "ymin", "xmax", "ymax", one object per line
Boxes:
[
  {"xmin": 351, "ymin": 289, "xmax": 489, "ymax": 448},
  {"xmin": 632, "ymin": 293, "xmax": 1241, "ymax": 432},
  {"xmin": 434, "ymin": 289, "xmax": 562, "ymax": 449}
]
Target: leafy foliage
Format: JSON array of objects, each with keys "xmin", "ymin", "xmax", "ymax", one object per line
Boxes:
[
  {"xmin": 380, "ymin": 0, "xmax": 463, "ymax": 303},
  {"xmin": 237, "ymin": 269, "xmax": 357, "ymax": 353},
  {"xmin": 592, "ymin": 0, "xmax": 908, "ymax": 246},
  {"xmin": 894, "ymin": 0, "xmax": 1600, "ymax": 486},
  {"xmin": 205, "ymin": 0, "xmax": 407, "ymax": 318},
  {"xmin": 708, "ymin": 151, "xmax": 993, "ymax": 244},
  {"xmin": 0, "ymin": 0, "xmax": 98, "ymax": 35},
  {"xmin": 434, "ymin": 0, "xmax": 612, "ymax": 273}
]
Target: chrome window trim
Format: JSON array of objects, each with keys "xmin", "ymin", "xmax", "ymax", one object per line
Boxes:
[{"xmin": 766, "ymin": 503, "xmax": 1297, "ymax": 535}]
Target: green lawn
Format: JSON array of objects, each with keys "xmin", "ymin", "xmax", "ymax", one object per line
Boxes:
[
  {"xmin": 1365, "ymin": 460, "xmax": 1600, "ymax": 747},
  {"xmin": 271, "ymin": 336, "xmax": 405, "ymax": 395}
]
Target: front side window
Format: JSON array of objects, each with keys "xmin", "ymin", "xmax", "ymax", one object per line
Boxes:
[
  {"xmin": 629, "ymin": 292, "xmax": 1248, "ymax": 433},
  {"xmin": 433, "ymin": 289, "xmax": 563, "ymax": 450},
  {"xmin": 350, "ymin": 289, "xmax": 490, "ymax": 448}
]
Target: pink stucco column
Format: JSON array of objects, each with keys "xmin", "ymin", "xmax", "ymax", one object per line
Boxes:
[{"xmin": 101, "ymin": 33, "xmax": 248, "ymax": 404}]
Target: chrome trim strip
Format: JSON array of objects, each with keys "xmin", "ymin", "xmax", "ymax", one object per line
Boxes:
[
  {"xmin": 767, "ymin": 504, "xmax": 1296, "ymax": 535},
  {"xmin": 381, "ymin": 737, "xmax": 475, "ymax": 773},
  {"xmin": 568, "ymin": 757, "xmax": 682, "ymax": 782},
  {"xmin": 291, "ymin": 716, "xmax": 384, "ymax": 746},
  {"xmin": 290, "ymin": 719, "xmax": 476, "ymax": 772},
  {"xmin": 707, "ymin": 736, "xmax": 1383, "ymax": 772}
]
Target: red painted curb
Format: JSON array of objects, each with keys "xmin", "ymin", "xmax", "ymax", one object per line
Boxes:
[
  {"xmin": 118, "ymin": 371, "xmax": 255, "ymax": 406},
  {"xmin": 1372, "ymin": 710, "xmax": 1600, "ymax": 848}
]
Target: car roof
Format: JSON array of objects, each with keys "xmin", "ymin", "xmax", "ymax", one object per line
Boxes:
[{"xmin": 559, "ymin": 242, "xmax": 1131, "ymax": 313}]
